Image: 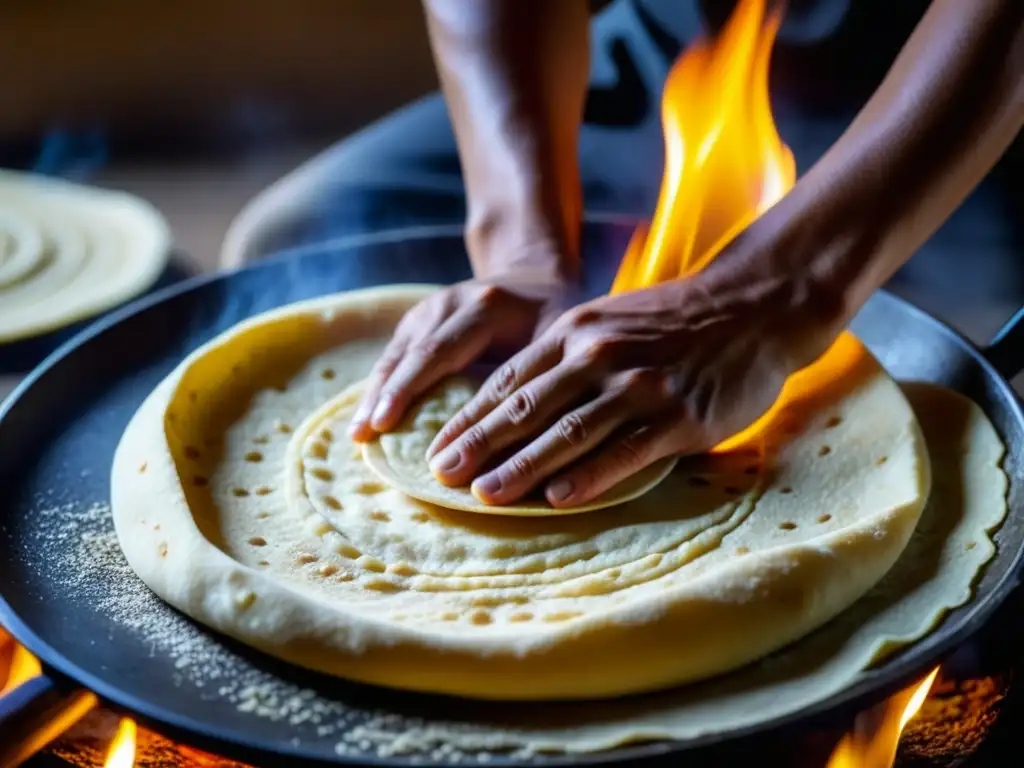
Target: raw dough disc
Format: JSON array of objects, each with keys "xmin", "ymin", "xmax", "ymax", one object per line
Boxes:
[
  {"xmin": 341, "ymin": 383, "xmax": 1008, "ymax": 757},
  {"xmin": 0, "ymin": 169, "xmax": 170, "ymax": 343},
  {"xmin": 361, "ymin": 377, "xmax": 677, "ymax": 516},
  {"xmin": 112, "ymin": 285, "xmax": 931, "ymax": 701}
]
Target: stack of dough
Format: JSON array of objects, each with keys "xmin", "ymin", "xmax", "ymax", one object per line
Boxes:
[
  {"xmin": 0, "ymin": 169, "xmax": 170, "ymax": 343},
  {"xmin": 109, "ymin": 284, "xmax": 1011, "ymax": 716}
]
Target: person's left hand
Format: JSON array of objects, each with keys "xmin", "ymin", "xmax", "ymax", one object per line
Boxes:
[{"xmin": 424, "ymin": 278, "xmax": 826, "ymax": 508}]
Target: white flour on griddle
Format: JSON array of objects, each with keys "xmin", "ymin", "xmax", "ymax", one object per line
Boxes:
[{"xmin": 27, "ymin": 496, "xmax": 509, "ymax": 762}]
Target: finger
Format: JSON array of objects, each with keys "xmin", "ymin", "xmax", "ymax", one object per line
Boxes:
[
  {"xmin": 369, "ymin": 307, "xmax": 496, "ymax": 433},
  {"xmin": 426, "ymin": 335, "xmax": 562, "ymax": 459},
  {"xmin": 429, "ymin": 359, "xmax": 593, "ymax": 488},
  {"xmin": 544, "ymin": 421, "xmax": 677, "ymax": 508},
  {"xmin": 349, "ymin": 339, "xmax": 408, "ymax": 442},
  {"xmin": 470, "ymin": 389, "xmax": 637, "ymax": 505}
]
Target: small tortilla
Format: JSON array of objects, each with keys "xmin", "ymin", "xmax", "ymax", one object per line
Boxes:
[{"xmin": 362, "ymin": 377, "xmax": 677, "ymax": 516}]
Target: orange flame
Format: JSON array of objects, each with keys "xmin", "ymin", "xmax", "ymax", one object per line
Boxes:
[
  {"xmin": 826, "ymin": 667, "xmax": 940, "ymax": 768},
  {"xmin": 611, "ymin": 0, "xmax": 794, "ymax": 292},
  {"xmin": 103, "ymin": 718, "xmax": 138, "ymax": 768},
  {"xmin": 610, "ymin": 0, "xmax": 867, "ymax": 453},
  {"xmin": 606, "ymin": 18, "xmax": 934, "ymax": 765},
  {"xmin": 0, "ymin": 628, "xmax": 99, "ymax": 766}
]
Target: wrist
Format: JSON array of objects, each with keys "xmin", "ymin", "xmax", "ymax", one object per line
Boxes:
[
  {"xmin": 690, "ymin": 209, "xmax": 854, "ymax": 372},
  {"xmin": 465, "ymin": 198, "xmax": 579, "ymax": 285}
]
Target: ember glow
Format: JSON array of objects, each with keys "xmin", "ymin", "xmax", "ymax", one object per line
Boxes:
[
  {"xmin": 826, "ymin": 667, "xmax": 941, "ymax": 768},
  {"xmin": 103, "ymin": 717, "xmax": 138, "ymax": 768},
  {"xmin": 609, "ymin": 0, "xmax": 867, "ymax": 454},
  {"xmin": 0, "ymin": 628, "xmax": 41, "ymax": 696}
]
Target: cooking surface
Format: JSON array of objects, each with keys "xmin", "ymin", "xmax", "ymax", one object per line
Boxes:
[
  {"xmin": 1, "ymin": 3, "xmax": 1020, "ymax": 763},
  {"xmin": 1, "ymin": 223, "xmax": 1023, "ymax": 768},
  {"xmin": 0, "ymin": 115, "xmax": 1020, "ymax": 768}
]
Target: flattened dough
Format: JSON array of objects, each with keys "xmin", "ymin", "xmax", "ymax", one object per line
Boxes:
[
  {"xmin": 112, "ymin": 285, "xmax": 934, "ymax": 701},
  {"xmin": 348, "ymin": 383, "xmax": 1007, "ymax": 756},
  {"xmin": 0, "ymin": 169, "xmax": 170, "ymax": 342},
  {"xmin": 361, "ymin": 377, "xmax": 677, "ymax": 516}
]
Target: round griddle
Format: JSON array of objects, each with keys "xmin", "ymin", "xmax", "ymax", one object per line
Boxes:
[{"xmin": 0, "ymin": 220, "xmax": 1022, "ymax": 767}]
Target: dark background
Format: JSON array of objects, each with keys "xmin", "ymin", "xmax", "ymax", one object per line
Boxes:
[{"xmin": 0, "ymin": 0, "xmax": 1020, "ymax": 377}]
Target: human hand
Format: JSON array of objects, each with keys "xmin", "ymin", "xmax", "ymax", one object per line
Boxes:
[
  {"xmin": 349, "ymin": 275, "xmax": 574, "ymax": 442},
  {"xmin": 425, "ymin": 277, "xmax": 832, "ymax": 508}
]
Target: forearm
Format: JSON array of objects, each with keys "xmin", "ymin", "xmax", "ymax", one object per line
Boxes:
[
  {"xmin": 704, "ymin": 0, "xmax": 1023, "ymax": 365},
  {"xmin": 422, "ymin": 0, "xmax": 590, "ymax": 281}
]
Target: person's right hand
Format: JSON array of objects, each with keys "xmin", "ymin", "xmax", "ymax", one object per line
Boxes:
[{"xmin": 348, "ymin": 275, "xmax": 573, "ymax": 442}]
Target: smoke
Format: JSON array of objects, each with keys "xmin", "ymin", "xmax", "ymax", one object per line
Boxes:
[{"xmin": 29, "ymin": 126, "xmax": 108, "ymax": 182}]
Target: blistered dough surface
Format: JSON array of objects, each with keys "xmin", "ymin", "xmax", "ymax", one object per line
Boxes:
[
  {"xmin": 361, "ymin": 377, "xmax": 676, "ymax": 516},
  {"xmin": 112, "ymin": 286, "xmax": 940, "ymax": 702}
]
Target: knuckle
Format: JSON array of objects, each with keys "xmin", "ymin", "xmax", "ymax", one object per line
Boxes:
[
  {"xmin": 615, "ymin": 435, "xmax": 649, "ymax": 469},
  {"xmin": 580, "ymin": 345, "xmax": 603, "ymax": 368},
  {"xmin": 476, "ymin": 284, "xmax": 504, "ymax": 308},
  {"xmin": 621, "ymin": 368, "xmax": 655, "ymax": 392},
  {"xmin": 583, "ymin": 338, "xmax": 618, "ymax": 367},
  {"xmin": 622, "ymin": 369, "xmax": 673, "ymax": 402},
  {"xmin": 551, "ymin": 310, "xmax": 578, "ymax": 336},
  {"xmin": 567, "ymin": 306, "xmax": 598, "ymax": 328},
  {"xmin": 657, "ymin": 371, "xmax": 681, "ymax": 402},
  {"xmin": 504, "ymin": 452, "xmax": 537, "ymax": 482},
  {"xmin": 373, "ymin": 355, "xmax": 402, "ymax": 383},
  {"xmin": 557, "ymin": 412, "xmax": 588, "ymax": 446},
  {"xmin": 490, "ymin": 363, "xmax": 519, "ymax": 399},
  {"xmin": 505, "ymin": 389, "xmax": 537, "ymax": 426},
  {"xmin": 460, "ymin": 424, "xmax": 490, "ymax": 456},
  {"xmin": 416, "ymin": 336, "xmax": 445, "ymax": 361},
  {"xmin": 395, "ymin": 307, "xmax": 427, "ymax": 334},
  {"xmin": 440, "ymin": 412, "xmax": 467, "ymax": 439}
]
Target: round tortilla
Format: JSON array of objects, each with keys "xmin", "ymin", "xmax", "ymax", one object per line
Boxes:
[
  {"xmin": 112, "ymin": 285, "xmax": 937, "ymax": 702},
  {"xmin": 361, "ymin": 377, "xmax": 677, "ymax": 516}
]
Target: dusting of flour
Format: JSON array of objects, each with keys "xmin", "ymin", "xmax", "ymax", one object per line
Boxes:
[{"xmin": 27, "ymin": 497, "xmax": 514, "ymax": 762}]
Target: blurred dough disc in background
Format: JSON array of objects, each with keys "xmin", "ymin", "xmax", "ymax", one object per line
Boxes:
[{"xmin": 0, "ymin": 169, "xmax": 171, "ymax": 343}]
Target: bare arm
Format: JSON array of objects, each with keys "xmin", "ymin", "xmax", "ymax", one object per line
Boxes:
[
  {"xmin": 701, "ymin": 0, "xmax": 1024, "ymax": 364},
  {"xmin": 423, "ymin": 0, "xmax": 591, "ymax": 282},
  {"xmin": 429, "ymin": 0, "xmax": 1024, "ymax": 507},
  {"xmin": 349, "ymin": 0, "xmax": 590, "ymax": 439}
]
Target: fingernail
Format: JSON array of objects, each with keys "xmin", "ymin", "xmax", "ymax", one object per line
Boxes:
[
  {"xmin": 547, "ymin": 479, "xmax": 574, "ymax": 502},
  {"xmin": 430, "ymin": 448, "xmax": 462, "ymax": 475},
  {"xmin": 370, "ymin": 397, "xmax": 393, "ymax": 429},
  {"xmin": 348, "ymin": 409, "xmax": 369, "ymax": 436},
  {"xmin": 473, "ymin": 474, "xmax": 502, "ymax": 499}
]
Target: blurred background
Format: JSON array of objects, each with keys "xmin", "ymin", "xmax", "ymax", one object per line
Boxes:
[
  {"xmin": 0, "ymin": 0, "xmax": 1020, "ymax": 347},
  {"xmin": 0, "ymin": 0, "xmax": 438, "ymax": 266}
]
